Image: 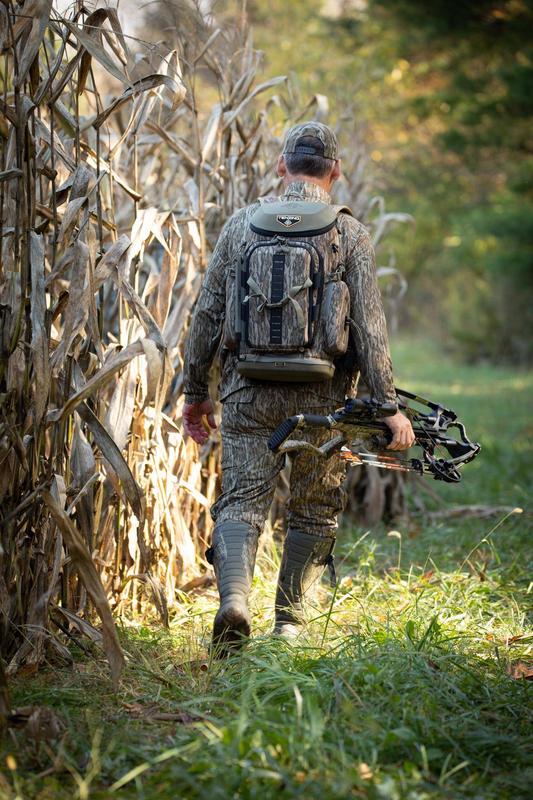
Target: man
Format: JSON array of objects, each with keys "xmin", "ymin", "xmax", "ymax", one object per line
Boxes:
[{"xmin": 183, "ymin": 122, "xmax": 414, "ymax": 651}]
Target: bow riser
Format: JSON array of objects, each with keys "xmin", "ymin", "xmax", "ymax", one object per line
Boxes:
[{"xmin": 268, "ymin": 388, "xmax": 481, "ymax": 483}]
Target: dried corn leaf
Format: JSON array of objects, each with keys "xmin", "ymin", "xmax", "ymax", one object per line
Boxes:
[
  {"xmin": 70, "ymin": 165, "xmax": 92, "ymax": 200},
  {"xmin": 140, "ymin": 338, "xmax": 163, "ymax": 405},
  {"xmin": 14, "ymin": 0, "xmax": 53, "ymax": 87},
  {"xmin": 201, "ymin": 105, "xmax": 222, "ymax": 162},
  {"xmin": 94, "ymin": 74, "xmax": 182, "ymax": 129},
  {"xmin": 104, "ymin": 363, "xmax": 137, "ymax": 452},
  {"xmin": 81, "ymin": 142, "xmax": 141, "ymax": 201},
  {"xmin": 29, "ymin": 232, "xmax": 49, "ymax": 427},
  {"xmin": 41, "ymin": 489, "xmax": 124, "ymax": 690},
  {"xmin": 50, "ymin": 239, "xmax": 89, "ymax": 372},
  {"xmin": 57, "ymin": 196, "xmax": 87, "ymax": 244},
  {"xmin": 129, "ymin": 207, "xmax": 159, "ymax": 259},
  {"xmin": 53, "ymin": 99, "xmax": 77, "ymax": 136},
  {"xmin": 156, "ymin": 229, "xmax": 181, "ymax": 328},
  {"xmin": 113, "ymin": 274, "xmax": 165, "ymax": 348},
  {"xmin": 50, "ymin": 339, "xmax": 145, "ymax": 423},
  {"xmin": 75, "ymin": 401, "xmax": 144, "ymax": 524},
  {"xmin": 93, "ymin": 235, "xmax": 132, "ymax": 288},
  {"xmin": 71, "ymin": 418, "xmax": 96, "ymax": 545},
  {"xmin": 103, "ymin": 7, "xmax": 131, "ymax": 65},
  {"xmin": 77, "ymin": 7, "xmax": 130, "ymax": 95},
  {"xmin": 63, "ymin": 19, "xmax": 130, "ymax": 87},
  {"xmin": 223, "ymin": 76, "xmax": 287, "ymax": 128},
  {"xmin": 51, "ymin": 605, "xmax": 103, "ymax": 645}
]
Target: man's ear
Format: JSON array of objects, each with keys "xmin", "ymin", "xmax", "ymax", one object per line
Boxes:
[
  {"xmin": 331, "ymin": 158, "xmax": 341, "ymax": 182},
  {"xmin": 277, "ymin": 154, "xmax": 287, "ymax": 178}
]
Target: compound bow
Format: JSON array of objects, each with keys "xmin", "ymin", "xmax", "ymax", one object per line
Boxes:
[{"xmin": 268, "ymin": 388, "xmax": 480, "ymax": 483}]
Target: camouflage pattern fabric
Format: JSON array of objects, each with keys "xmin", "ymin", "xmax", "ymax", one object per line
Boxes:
[
  {"xmin": 184, "ymin": 180, "xmax": 396, "ymax": 406},
  {"xmin": 211, "ymin": 387, "xmax": 347, "ymax": 536},
  {"xmin": 183, "ymin": 179, "xmax": 396, "ymax": 536},
  {"xmin": 240, "ymin": 240, "xmax": 315, "ymax": 352},
  {"xmin": 233, "ymin": 204, "xmax": 351, "ymax": 376},
  {"xmin": 282, "ymin": 122, "xmax": 340, "ymax": 159}
]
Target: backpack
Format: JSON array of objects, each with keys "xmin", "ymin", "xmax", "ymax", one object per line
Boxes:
[{"xmin": 223, "ymin": 199, "xmax": 353, "ymax": 382}]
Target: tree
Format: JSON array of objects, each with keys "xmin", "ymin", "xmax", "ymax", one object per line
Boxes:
[{"xmin": 248, "ymin": 0, "xmax": 533, "ymax": 363}]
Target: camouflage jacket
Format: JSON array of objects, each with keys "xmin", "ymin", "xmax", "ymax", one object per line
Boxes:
[{"xmin": 183, "ymin": 180, "xmax": 396, "ymax": 406}]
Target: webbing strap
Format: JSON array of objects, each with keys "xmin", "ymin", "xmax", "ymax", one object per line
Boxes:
[
  {"xmin": 245, "ymin": 275, "xmax": 313, "ymax": 332},
  {"xmin": 270, "ymin": 252, "xmax": 285, "ymax": 344}
]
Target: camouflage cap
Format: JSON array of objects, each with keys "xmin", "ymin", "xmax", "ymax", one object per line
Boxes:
[{"xmin": 282, "ymin": 121, "xmax": 339, "ymax": 160}]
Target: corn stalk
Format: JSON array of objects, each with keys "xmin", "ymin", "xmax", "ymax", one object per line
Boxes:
[{"xmin": 0, "ymin": 0, "xmax": 407, "ymax": 686}]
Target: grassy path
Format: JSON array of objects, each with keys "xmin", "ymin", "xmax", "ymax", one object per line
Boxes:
[{"xmin": 2, "ymin": 340, "xmax": 532, "ymax": 799}]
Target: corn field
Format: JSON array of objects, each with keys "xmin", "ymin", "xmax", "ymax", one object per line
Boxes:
[{"xmin": 0, "ymin": 0, "xmax": 409, "ymax": 693}]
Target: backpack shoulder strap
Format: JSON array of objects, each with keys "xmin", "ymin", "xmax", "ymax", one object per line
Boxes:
[
  {"xmin": 256, "ymin": 198, "xmax": 353, "ymax": 215},
  {"xmin": 331, "ymin": 204, "xmax": 353, "ymax": 217},
  {"xmin": 257, "ymin": 195, "xmax": 278, "ymax": 205}
]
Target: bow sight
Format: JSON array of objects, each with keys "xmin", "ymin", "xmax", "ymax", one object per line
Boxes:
[{"xmin": 268, "ymin": 388, "xmax": 481, "ymax": 483}]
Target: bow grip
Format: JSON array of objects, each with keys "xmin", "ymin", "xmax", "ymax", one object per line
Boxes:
[
  {"xmin": 268, "ymin": 416, "xmax": 300, "ymax": 453},
  {"xmin": 268, "ymin": 413, "xmax": 332, "ymax": 453},
  {"xmin": 370, "ymin": 431, "xmax": 393, "ymax": 450}
]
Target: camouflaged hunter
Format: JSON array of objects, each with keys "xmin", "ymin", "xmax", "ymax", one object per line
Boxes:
[{"xmin": 183, "ymin": 121, "xmax": 414, "ymax": 652}]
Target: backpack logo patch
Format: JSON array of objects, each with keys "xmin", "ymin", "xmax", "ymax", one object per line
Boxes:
[{"xmin": 277, "ymin": 214, "xmax": 301, "ymax": 228}]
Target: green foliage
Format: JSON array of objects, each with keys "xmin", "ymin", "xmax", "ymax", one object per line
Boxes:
[
  {"xmin": 446, "ymin": 195, "xmax": 533, "ymax": 363},
  {"xmin": 246, "ymin": 0, "xmax": 533, "ymax": 364},
  {"xmin": 362, "ymin": 1, "xmax": 533, "ymax": 363}
]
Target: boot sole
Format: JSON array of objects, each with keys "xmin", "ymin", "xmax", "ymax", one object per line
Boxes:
[{"xmin": 211, "ymin": 606, "xmax": 251, "ymax": 657}]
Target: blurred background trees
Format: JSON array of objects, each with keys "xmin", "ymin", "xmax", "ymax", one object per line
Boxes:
[{"xmin": 245, "ymin": 0, "xmax": 533, "ymax": 364}]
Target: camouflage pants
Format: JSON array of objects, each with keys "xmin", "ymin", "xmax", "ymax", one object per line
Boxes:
[{"xmin": 211, "ymin": 388, "xmax": 347, "ymax": 536}]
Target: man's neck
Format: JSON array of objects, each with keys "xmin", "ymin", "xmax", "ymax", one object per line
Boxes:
[{"xmin": 282, "ymin": 174, "xmax": 333, "ymax": 193}]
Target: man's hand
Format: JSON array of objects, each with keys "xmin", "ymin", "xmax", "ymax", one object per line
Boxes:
[
  {"xmin": 383, "ymin": 410, "xmax": 416, "ymax": 451},
  {"xmin": 182, "ymin": 399, "xmax": 217, "ymax": 445}
]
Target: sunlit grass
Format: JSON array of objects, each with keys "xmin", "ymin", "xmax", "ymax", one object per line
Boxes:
[
  {"xmin": 4, "ymin": 524, "xmax": 530, "ymax": 800},
  {"xmin": 2, "ymin": 341, "xmax": 532, "ymax": 799}
]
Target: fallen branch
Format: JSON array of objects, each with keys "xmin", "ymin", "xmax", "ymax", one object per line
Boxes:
[{"xmin": 427, "ymin": 505, "xmax": 524, "ymax": 522}]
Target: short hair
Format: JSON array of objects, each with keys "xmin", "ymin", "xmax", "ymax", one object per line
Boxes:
[{"xmin": 283, "ymin": 136, "xmax": 335, "ymax": 179}]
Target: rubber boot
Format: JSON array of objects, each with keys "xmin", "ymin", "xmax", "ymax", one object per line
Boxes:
[
  {"xmin": 274, "ymin": 529, "xmax": 336, "ymax": 638},
  {"xmin": 206, "ymin": 520, "xmax": 259, "ymax": 655}
]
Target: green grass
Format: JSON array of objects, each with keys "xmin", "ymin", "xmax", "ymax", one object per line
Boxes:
[{"xmin": 2, "ymin": 338, "xmax": 532, "ymax": 800}]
